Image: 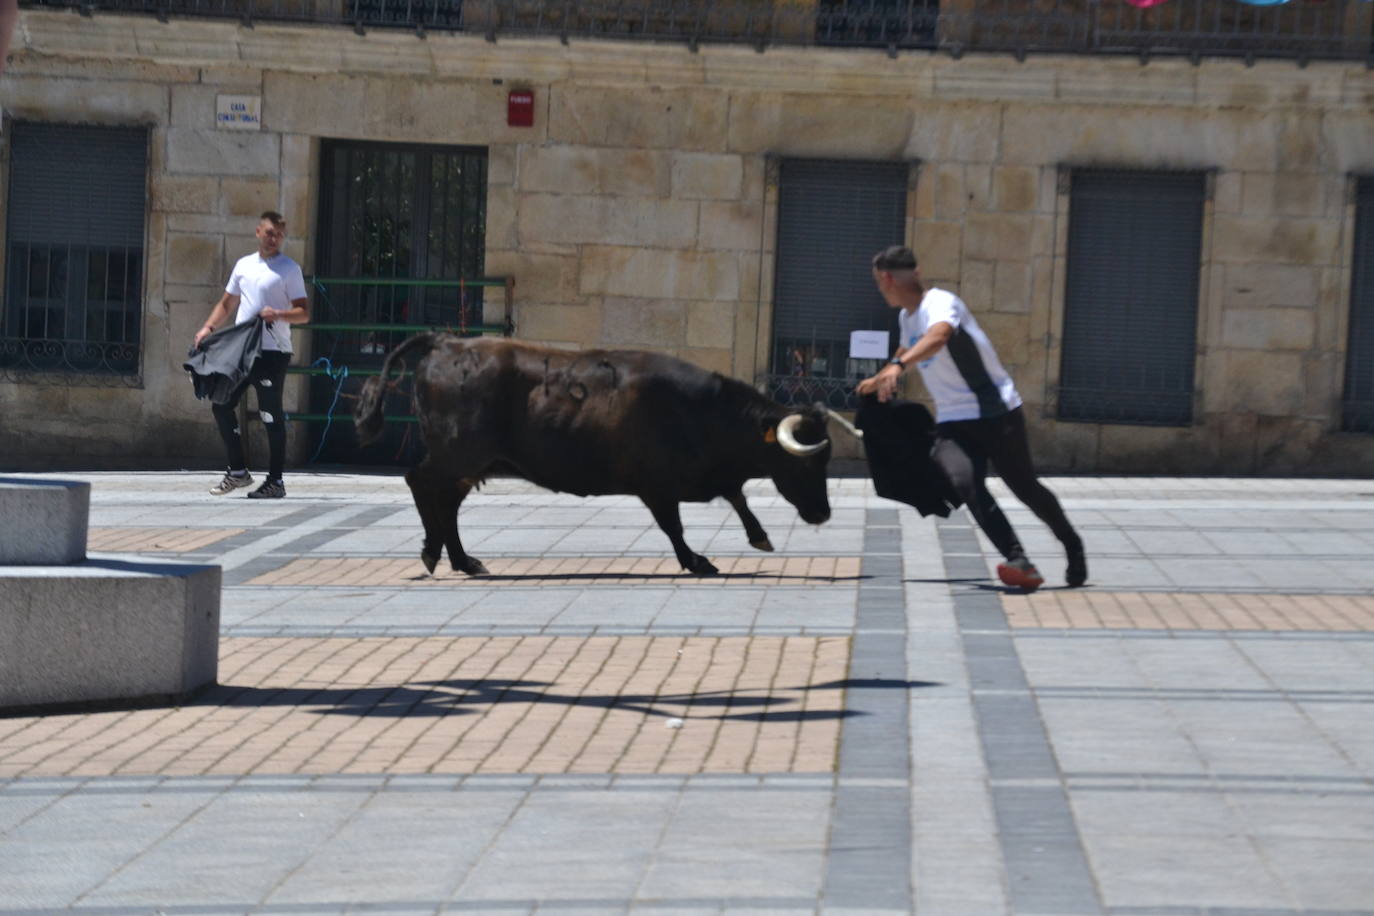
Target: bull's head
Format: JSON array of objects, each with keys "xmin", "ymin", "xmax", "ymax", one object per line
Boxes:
[{"xmin": 767, "ymin": 407, "xmax": 831, "ymax": 525}]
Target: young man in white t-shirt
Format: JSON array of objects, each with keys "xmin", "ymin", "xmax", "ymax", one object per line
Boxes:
[
  {"xmin": 195, "ymin": 211, "xmax": 310, "ymax": 499},
  {"xmin": 857, "ymin": 246, "xmax": 1086, "ymax": 591}
]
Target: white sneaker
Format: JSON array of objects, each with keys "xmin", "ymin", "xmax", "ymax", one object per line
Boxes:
[{"xmin": 209, "ymin": 471, "xmax": 253, "ymax": 496}]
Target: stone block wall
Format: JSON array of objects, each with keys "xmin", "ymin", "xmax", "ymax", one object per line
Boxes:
[{"xmin": 2, "ymin": 11, "xmax": 1373, "ymax": 473}]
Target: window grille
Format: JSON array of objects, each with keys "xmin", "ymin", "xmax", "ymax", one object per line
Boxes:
[
  {"xmin": 766, "ymin": 157, "xmax": 908, "ymax": 410},
  {"xmin": 2, "ymin": 123, "xmax": 148, "ymax": 383},
  {"xmin": 1058, "ymin": 168, "xmax": 1205, "ymax": 426}
]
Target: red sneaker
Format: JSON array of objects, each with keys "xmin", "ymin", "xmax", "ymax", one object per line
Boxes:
[{"xmin": 997, "ymin": 557, "xmax": 1044, "ymax": 592}]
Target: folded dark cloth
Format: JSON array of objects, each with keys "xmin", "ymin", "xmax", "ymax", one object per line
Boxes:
[
  {"xmin": 184, "ymin": 318, "xmax": 265, "ymax": 405},
  {"xmin": 854, "ymin": 395, "xmax": 962, "ymax": 517}
]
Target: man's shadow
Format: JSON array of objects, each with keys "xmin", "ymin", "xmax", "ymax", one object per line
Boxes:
[{"xmin": 906, "ymin": 577, "xmax": 1082, "ymax": 594}]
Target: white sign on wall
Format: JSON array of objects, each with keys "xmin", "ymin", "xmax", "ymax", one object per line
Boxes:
[
  {"xmin": 216, "ymin": 95, "xmax": 262, "ymax": 130},
  {"xmin": 849, "ymin": 330, "xmax": 891, "ymax": 360}
]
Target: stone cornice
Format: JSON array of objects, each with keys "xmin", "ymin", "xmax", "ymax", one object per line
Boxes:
[{"xmin": 10, "ymin": 7, "xmax": 1374, "ymax": 110}]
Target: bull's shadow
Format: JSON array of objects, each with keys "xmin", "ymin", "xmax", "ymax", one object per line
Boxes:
[
  {"xmin": 197, "ymin": 677, "xmax": 940, "ymax": 722},
  {"xmin": 408, "ymin": 570, "xmax": 873, "ymax": 584}
]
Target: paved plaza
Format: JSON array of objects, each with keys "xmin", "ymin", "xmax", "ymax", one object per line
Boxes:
[{"xmin": 2, "ymin": 470, "xmax": 1373, "ymax": 915}]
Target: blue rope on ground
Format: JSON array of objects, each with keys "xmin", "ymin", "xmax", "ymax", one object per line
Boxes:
[{"xmin": 305, "ymin": 356, "xmax": 349, "ymax": 463}]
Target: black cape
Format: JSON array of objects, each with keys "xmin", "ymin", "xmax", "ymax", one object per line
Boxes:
[
  {"xmin": 183, "ymin": 318, "xmax": 265, "ymax": 405},
  {"xmin": 854, "ymin": 395, "xmax": 962, "ymax": 518}
]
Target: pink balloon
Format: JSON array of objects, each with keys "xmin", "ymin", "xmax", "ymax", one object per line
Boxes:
[{"xmin": 1124, "ymin": 0, "xmax": 1172, "ymax": 7}]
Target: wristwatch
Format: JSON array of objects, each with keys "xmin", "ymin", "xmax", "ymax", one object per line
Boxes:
[{"xmin": 888, "ymin": 356, "xmax": 904, "ymax": 369}]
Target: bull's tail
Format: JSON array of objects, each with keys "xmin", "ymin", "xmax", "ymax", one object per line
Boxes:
[{"xmin": 354, "ymin": 333, "xmax": 437, "ymax": 447}]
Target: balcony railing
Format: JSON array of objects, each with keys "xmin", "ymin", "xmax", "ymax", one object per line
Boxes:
[{"xmin": 21, "ymin": 0, "xmax": 1374, "ymax": 62}]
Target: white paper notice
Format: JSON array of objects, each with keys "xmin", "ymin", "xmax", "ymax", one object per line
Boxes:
[{"xmin": 849, "ymin": 330, "xmax": 890, "ymax": 360}]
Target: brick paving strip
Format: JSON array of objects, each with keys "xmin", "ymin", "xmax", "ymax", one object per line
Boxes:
[
  {"xmin": 87, "ymin": 527, "xmax": 245, "ymax": 553},
  {"xmin": 0, "ymin": 636, "xmax": 849, "ymax": 780},
  {"xmin": 1004, "ymin": 590, "xmax": 1374, "ymax": 631},
  {"xmin": 246, "ymin": 555, "xmax": 864, "ymax": 587}
]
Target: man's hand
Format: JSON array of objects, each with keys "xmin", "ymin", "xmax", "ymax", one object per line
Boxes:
[
  {"xmin": 856, "ymin": 364, "xmax": 903, "ymax": 403},
  {"xmin": 193, "ymin": 325, "xmax": 214, "ymax": 348},
  {"xmin": 259, "ymin": 307, "xmax": 278, "ymax": 323}
]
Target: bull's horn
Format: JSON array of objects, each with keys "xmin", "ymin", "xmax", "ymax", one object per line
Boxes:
[
  {"xmin": 776, "ymin": 414, "xmax": 827, "ymax": 457},
  {"xmin": 823, "ymin": 408, "xmax": 864, "ymax": 440}
]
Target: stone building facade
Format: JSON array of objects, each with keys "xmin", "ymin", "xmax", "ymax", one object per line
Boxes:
[{"xmin": 2, "ymin": 6, "xmax": 1373, "ymax": 474}]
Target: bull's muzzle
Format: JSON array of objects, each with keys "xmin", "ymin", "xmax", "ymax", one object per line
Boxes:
[{"xmin": 776, "ymin": 414, "xmax": 828, "ymax": 457}]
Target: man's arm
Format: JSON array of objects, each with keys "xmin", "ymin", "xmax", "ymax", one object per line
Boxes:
[
  {"xmin": 855, "ymin": 321, "xmax": 954, "ymax": 402},
  {"xmin": 259, "ymin": 297, "xmax": 309, "ymax": 325},
  {"xmin": 194, "ymin": 293, "xmax": 241, "ymax": 347}
]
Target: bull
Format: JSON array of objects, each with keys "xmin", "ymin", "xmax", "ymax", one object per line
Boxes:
[{"xmin": 354, "ymin": 334, "xmax": 836, "ymax": 577}]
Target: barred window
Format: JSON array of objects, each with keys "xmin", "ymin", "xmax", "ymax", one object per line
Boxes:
[
  {"xmin": 1058, "ymin": 168, "xmax": 1206, "ymax": 426},
  {"xmin": 766, "ymin": 157, "xmax": 908, "ymax": 410},
  {"xmin": 2, "ymin": 122, "xmax": 148, "ymax": 381}
]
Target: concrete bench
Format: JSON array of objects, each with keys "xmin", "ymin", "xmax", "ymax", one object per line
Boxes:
[
  {"xmin": 0, "ymin": 479, "xmax": 220, "ymax": 713},
  {"xmin": 0, "ymin": 477, "xmax": 89, "ymax": 565}
]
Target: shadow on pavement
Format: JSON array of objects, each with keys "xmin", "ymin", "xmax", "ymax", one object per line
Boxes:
[{"xmin": 195, "ymin": 677, "xmax": 942, "ymax": 722}]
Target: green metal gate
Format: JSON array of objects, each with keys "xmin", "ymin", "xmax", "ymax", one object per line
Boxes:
[{"xmin": 301, "ymin": 139, "xmax": 500, "ymax": 465}]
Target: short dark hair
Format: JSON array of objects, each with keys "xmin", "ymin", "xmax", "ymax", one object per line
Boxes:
[
  {"xmin": 872, "ymin": 245, "xmax": 917, "ymax": 271},
  {"xmin": 260, "ymin": 210, "xmax": 285, "ymax": 226}
]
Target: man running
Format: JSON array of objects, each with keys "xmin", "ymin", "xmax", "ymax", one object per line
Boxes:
[
  {"xmin": 194, "ymin": 211, "xmax": 309, "ymax": 499},
  {"xmin": 856, "ymin": 245, "xmax": 1086, "ymax": 591}
]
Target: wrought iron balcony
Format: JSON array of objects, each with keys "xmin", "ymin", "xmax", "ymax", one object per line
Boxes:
[{"xmin": 21, "ymin": 0, "xmax": 1374, "ymax": 63}]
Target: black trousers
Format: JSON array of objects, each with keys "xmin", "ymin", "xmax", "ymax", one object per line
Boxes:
[
  {"xmin": 212, "ymin": 350, "xmax": 290, "ymax": 480},
  {"xmin": 932, "ymin": 407, "xmax": 1081, "ymax": 562}
]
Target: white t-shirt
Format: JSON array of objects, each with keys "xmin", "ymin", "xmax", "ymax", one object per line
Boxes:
[
  {"xmin": 897, "ymin": 287, "xmax": 1022, "ymax": 423},
  {"xmin": 226, "ymin": 252, "xmax": 307, "ymax": 353}
]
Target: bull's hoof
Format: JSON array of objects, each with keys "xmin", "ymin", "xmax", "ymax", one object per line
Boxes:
[
  {"xmin": 749, "ymin": 537, "xmax": 775, "ymax": 553},
  {"xmin": 687, "ymin": 556, "xmax": 719, "ymax": 577},
  {"xmin": 453, "ymin": 557, "xmax": 490, "ymax": 576},
  {"xmin": 420, "ymin": 550, "xmax": 440, "ymax": 575}
]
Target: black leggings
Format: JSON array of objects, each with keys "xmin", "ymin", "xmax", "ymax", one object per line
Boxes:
[
  {"xmin": 212, "ymin": 350, "xmax": 290, "ymax": 480},
  {"xmin": 932, "ymin": 407, "xmax": 1081, "ymax": 561}
]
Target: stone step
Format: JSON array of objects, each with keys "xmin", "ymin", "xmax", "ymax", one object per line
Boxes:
[
  {"xmin": 0, "ymin": 477, "xmax": 89, "ymax": 565},
  {"xmin": 0, "ymin": 557, "xmax": 220, "ymax": 711}
]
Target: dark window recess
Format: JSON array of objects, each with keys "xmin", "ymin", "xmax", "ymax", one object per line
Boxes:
[
  {"xmin": 1342, "ymin": 177, "xmax": 1374, "ymax": 434},
  {"xmin": 767, "ymin": 157, "xmax": 908, "ymax": 410},
  {"xmin": 2, "ymin": 122, "xmax": 147, "ymax": 381},
  {"xmin": 1058, "ymin": 169, "xmax": 1205, "ymax": 426},
  {"xmin": 311, "ymin": 139, "xmax": 488, "ymax": 464}
]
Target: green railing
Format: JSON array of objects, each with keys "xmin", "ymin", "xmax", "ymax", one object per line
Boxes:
[
  {"xmin": 287, "ymin": 273, "xmax": 512, "ymax": 384},
  {"xmin": 239, "ymin": 276, "xmax": 514, "ymax": 463}
]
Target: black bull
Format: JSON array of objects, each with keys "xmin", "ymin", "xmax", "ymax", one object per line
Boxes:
[{"xmin": 354, "ymin": 334, "xmax": 836, "ymax": 576}]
